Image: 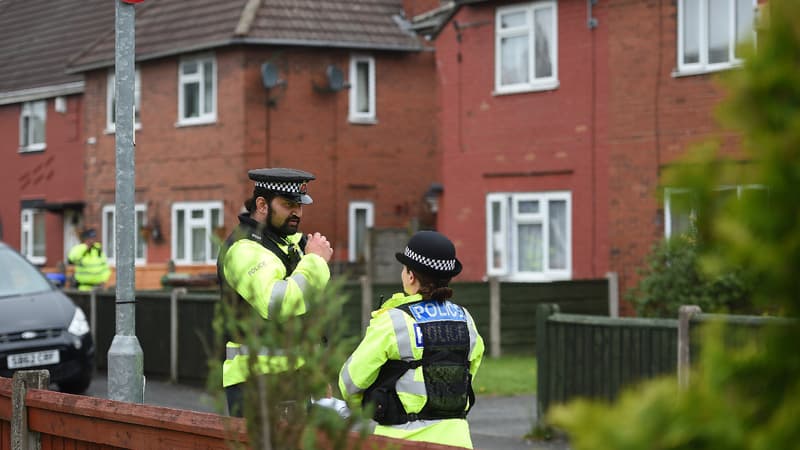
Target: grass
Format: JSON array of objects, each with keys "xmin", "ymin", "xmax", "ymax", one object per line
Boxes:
[{"xmin": 473, "ymin": 355, "xmax": 537, "ymax": 396}]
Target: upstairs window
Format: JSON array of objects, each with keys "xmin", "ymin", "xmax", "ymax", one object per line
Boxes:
[
  {"xmin": 678, "ymin": 0, "xmax": 756, "ymax": 74},
  {"xmin": 19, "ymin": 100, "xmax": 46, "ymax": 152},
  {"xmin": 171, "ymin": 201, "xmax": 222, "ymax": 265},
  {"xmin": 349, "ymin": 55, "xmax": 376, "ymax": 123},
  {"xmin": 107, "ymin": 68, "xmax": 142, "ymax": 132},
  {"xmin": 102, "ymin": 204, "xmax": 147, "ymax": 265},
  {"xmin": 178, "ymin": 56, "xmax": 216, "ymax": 125},
  {"xmin": 348, "ymin": 201, "xmax": 374, "ymax": 263},
  {"xmin": 486, "ymin": 192, "xmax": 571, "ymax": 281},
  {"xmin": 495, "ymin": 1, "xmax": 558, "ymax": 94},
  {"xmin": 20, "ymin": 208, "xmax": 46, "ymax": 265}
]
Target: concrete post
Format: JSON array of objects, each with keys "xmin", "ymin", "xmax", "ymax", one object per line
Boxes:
[
  {"xmin": 90, "ymin": 286, "xmax": 99, "ymax": 343},
  {"xmin": 678, "ymin": 305, "xmax": 702, "ymax": 389},
  {"xmin": 489, "ymin": 276, "xmax": 501, "ymax": 358},
  {"xmin": 11, "ymin": 370, "xmax": 49, "ymax": 450},
  {"xmin": 360, "ymin": 275, "xmax": 372, "ymax": 335},
  {"xmin": 108, "ymin": 0, "xmax": 144, "ymax": 403},
  {"xmin": 170, "ymin": 287, "xmax": 187, "ymax": 382}
]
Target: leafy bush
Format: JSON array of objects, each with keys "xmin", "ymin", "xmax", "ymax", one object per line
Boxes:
[{"xmin": 627, "ymin": 232, "xmax": 753, "ymax": 318}]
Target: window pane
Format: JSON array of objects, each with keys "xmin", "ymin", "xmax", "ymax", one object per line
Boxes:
[
  {"xmin": 136, "ymin": 210, "xmax": 145, "ymax": 260},
  {"xmin": 708, "ymin": 0, "xmax": 730, "ymax": 64},
  {"xmin": 548, "ymin": 200, "xmax": 567, "ymax": 270},
  {"xmin": 490, "ymin": 201, "xmax": 504, "ymax": 270},
  {"xmin": 33, "ymin": 211, "xmax": 46, "ymax": 258},
  {"xmin": 176, "ymin": 210, "xmax": 185, "ymax": 259},
  {"xmin": 31, "ymin": 114, "xmax": 45, "ymax": 145},
  {"xmin": 356, "ymin": 62, "xmax": 369, "ymax": 113},
  {"xmin": 211, "ymin": 208, "xmax": 220, "ymax": 259},
  {"xmin": 22, "ymin": 116, "xmax": 31, "ymax": 147},
  {"xmin": 184, "ymin": 82, "xmax": 199, "ymax": 118},
  {"xmin": 501, "ymin": 11, "xmax": 526, "ymax": 29},
  {"xmin": 735, "ymin": 0, "xmax": 754, "ymax": 57},
  {"xmin": 518, "ymin": 223, "xmax": 543, "ymax": 272},
  {"xmin": 191, "ymin": 227, "xmax": 206, "ymax": 262},
  {"xmin": 203, "ymin": 61, "xmax": 213, "ymax": 114},
  {"xmin": 191, "ymin": 209, "xmax": 204, "ymax": 219},
  {"xmin": 105, "ymin": 210, "xmax": 115, "ymax": 259},
  {"xmin": 534, "ymin": 7, "xmax": 553, "ymax": 78},
  {"xmin": 501, "ymin": 35, "xmax": 529, "ymax": 85},
  {"xmin": 683, "ymin": 0, "xmax": 700, "ymax": 64},
  {"xmin": 182, "ymin": 61, "xmax": 198, "ymax": 75},
  {"xmin": 518, "ymin": 200, "xmax": 539, "ymax": 214},
  {"xmin": 354, "ymin": 209, "xmax": 368, "ymax": 261}
]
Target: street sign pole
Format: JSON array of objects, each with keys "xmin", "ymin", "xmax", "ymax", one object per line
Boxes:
[{"xmin": 108, "ymin": 0, "xmax": 144, "ymax": 403}]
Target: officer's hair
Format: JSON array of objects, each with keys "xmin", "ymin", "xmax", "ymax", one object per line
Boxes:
[
  {"xmin": 244, "ymin": 191, "xmax": 277, "ymax": 213},
  {"xmin": 409, "ymin": 268, "xmax": 453, "ymax": 302}
]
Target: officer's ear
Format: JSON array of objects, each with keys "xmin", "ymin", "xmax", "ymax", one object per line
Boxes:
[{"xmin": 256, "ymin": 196, "xmax": 269, "ymax": 214}]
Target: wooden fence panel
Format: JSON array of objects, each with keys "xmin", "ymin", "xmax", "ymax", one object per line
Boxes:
[
  {"xmin": 0, "ymin": 377, "xmax": 9, "ymax": 450},
  {"xmin": 536, "ymin": 305, "xmax": 678, "ymax": 421}
]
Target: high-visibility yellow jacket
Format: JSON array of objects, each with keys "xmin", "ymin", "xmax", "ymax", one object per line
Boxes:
[
  {"xmin": 339, "ymin": 292, "xmax": 485, "ymax": 449},
  {"xmin": 67, "ymin": 243, "xmax": 110, "ymax": 290},
  {"xmin": 218, "ymin": 214, "xmax": 330, "ymax": 387}
]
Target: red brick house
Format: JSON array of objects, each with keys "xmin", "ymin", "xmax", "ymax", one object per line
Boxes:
[
  {"xmin": 0, "ymin": 0, "xmax": 114, "ymax": 269},
  {"xmin": 61, "ymin": 0, "xmax": 439, "ymax": 287},
  {"xmin": 414, "ymin": 0, "xmax": 760, "ymax": 311}
]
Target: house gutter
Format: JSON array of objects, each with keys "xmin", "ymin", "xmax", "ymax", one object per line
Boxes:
[{"xmin": 0, "ymin": 81, "xmax": 84, "ymax": 106}]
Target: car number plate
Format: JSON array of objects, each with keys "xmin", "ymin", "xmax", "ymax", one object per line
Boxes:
[{"xmin": 7, "ymin": 349, "xmax": 60, "ymax": 369}]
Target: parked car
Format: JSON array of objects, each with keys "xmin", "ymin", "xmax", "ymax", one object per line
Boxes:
[{"xmin": 0, "ymin": 242, "xmax": 94, "ymax": 393}]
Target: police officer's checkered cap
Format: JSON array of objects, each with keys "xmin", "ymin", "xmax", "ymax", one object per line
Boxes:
[
  {"xmin": 395, "ymin": 230, "xmax": 463, "ymax": 277},
  {"xmin": 403, "ymin": 247, "xmax": 457, "ymax": 272},
  {"xmin": 254, "ymin": 180, "xmax": 306, "ymax": 194}
]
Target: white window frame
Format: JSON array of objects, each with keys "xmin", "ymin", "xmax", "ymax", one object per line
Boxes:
[
  {"xmin": 106, "ymin": 68, "xmax": 142, "ymax": 133},
  {"xmin": 494, "ymin": 1, "xmax": 559, "ymax": 95},
  {"xmin": 20, "ymin": 208, "xmax": 46, "ymax": 265},
  {"xmin": 102, "ymin": 204, "xmax": 147, "ymax": 265},
  {"xmin": 171, "ymin": 201, "xmax": 223, "ymax": 265},
  {"xmin": 177, "ymin": 55, "xmax": 217, "ymax": 126},
  {"xmin": 664, "ymin": 184, "xmax": 765, "ymax": 237},
  {"xmin": 676, "ymin": 0, "xmax": 757, "ymax": 75},
  {"xmin": 19, "ymin": 100, "xmax": 47, "ymax": 152},
  {"xmin": 348, "ymin": 201, "xmax": 375, "ymax": 262},
  {"xmin": 486, "ymin": 191, "xmax": 571, "ymax": 281},
  {"xmin": 348, "ymin": 55, "xmax": 377, "ymax": 123}
]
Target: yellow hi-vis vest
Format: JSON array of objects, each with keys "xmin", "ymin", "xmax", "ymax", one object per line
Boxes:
[
  {"xmin": 339, "ymin": 292, "xmax": 485, "ymax": 449},
  {"xmin": 219, "ymin": 217, "xmax": 330, "ymax": 388},
  {"xmin": 67, "ymin": 243, "xmax": 110, "ymax": 290}
]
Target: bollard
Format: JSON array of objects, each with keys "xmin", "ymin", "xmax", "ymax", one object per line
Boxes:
[
  {"xmin": 11, "ymin": 370, "xmax": 49, "ymax": 450},
  {"xmin": 170, "ymin": 287, "xmax": 188, "ymax": 383}
]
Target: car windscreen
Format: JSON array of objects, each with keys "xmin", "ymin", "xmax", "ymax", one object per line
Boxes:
[{"xmin": 0, "ymin": 247, "xmax": 53, "ymax": 297}]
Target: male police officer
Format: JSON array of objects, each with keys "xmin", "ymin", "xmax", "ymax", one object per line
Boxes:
[
  {"xmin": 67, "ymin": 228, "xmax": 111, "ymax": 291},
  {"xmin": 217, "ymin": 168, "xmax": 333, "ymax": 417}
]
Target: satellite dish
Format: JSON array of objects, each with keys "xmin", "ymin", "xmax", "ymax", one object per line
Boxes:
[
  {"xmin": 325, "ymin": 65, "xmax": 350, "ymax": 92},
  {"xmin": 261, "ymin": 62, "xmax": 285, "ymax": 89}
]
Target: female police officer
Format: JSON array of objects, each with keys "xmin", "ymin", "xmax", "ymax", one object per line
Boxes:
[{"xmin": 339, "ymin": 231, "xmax": 485, "ymax": 448}]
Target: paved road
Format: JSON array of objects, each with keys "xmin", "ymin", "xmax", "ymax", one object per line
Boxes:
[{"xmin": 85, "ymin": 373, "xmax": 569, "ymax": 450}]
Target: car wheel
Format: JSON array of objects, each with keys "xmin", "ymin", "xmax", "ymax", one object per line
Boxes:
[{"xmin": 60, "ymin": 370, "xmax": 93, "ymax": 394}]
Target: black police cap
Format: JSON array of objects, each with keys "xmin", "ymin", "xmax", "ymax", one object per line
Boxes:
[{"xmin": 248, "ymin": 168, "xmax": 315, "ymax": 204}]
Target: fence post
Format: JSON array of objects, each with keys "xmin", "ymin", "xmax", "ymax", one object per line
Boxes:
[
  {"xmin": 489, "ymin": 277, "xmax": 501, "ymax": 358},
  {"xmin": 170, "ymin": 287, "xmax": 188, "ymax": 383},
  {"xmin": 678, "ymin": 305, "xmax": 702, "ymax": 389},
  {"xmin": 535, "ymin": 303, "xmax": 559, "ymax": 427},
  {"xmin": 11, "ymin": 370, "xmax": 49, "ymax": 450},
  {"xmin": 90, "ymin": 286, "xmax": 99, "ymax": 343},
  {"xmin": 605, "ymin": 271, "xmax": 619, "ymax": 318},
  {"xmin": 360, "ymin": 275, "xmax": 372, "ymax": 335}
]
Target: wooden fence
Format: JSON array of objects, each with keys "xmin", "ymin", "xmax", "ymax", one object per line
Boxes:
[
  {"xmin": 66, "ymin": 279, "xmax": 608, "ymax": 383},
  {"xmin": 0, "ymin": 371, "xmax": 466, "ymax": 450},
  {"xmin": 535, "ymin": 304, "xmax": 795, "ymax": 424}
]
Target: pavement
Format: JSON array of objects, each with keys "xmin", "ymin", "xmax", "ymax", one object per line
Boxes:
[{"xmin": 84, "ymin": 373, "xmax": 570, "ymax": 450}]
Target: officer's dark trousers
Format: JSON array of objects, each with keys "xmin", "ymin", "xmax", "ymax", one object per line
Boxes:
[{"xmin": 225, "ymin": 373, "xmax": 306, "ymax": 419}]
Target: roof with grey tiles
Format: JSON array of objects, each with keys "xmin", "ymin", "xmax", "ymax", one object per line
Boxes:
[
  {"xmin": 67, "ymin": 0, "xmax": 423, "ymax": 73},
  {"xmin": 0, "ymin": 0, "xmax": 114, "ymax": 96}
]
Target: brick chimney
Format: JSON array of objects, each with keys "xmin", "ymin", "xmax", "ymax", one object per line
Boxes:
[{"xmin": 402, "ymin": 0, "xmax": 442, "ymax": 19}]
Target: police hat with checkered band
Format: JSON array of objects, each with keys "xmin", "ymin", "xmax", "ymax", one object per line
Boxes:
[
  {"xmin": 395, "ymin": 230, "xmax": 462, "ymax": 278},
  {"xmin": 248, "ymin": 168, "xmax": 315, "ymax": 205}
]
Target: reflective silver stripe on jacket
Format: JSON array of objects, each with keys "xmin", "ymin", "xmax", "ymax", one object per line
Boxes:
[
  {"xmin": 226, "ymin": 345, "xmax": 285, "ymax": 361},
  {"xmin": 388, "ymin": 309, "xmax": 427, "ymax": 396},
  {"xmin": 340, "ymin": 355, "xmax": 360, "ymax": 396},
  {"xmin": 384, "ymin": 419, "xmax": 446, "ymax": 431},
  {"xmin": 267, "ymin": 273, "xmax": 311, "ymax": 318},
  {"xmin": 465, "ymin": 309, "xmax": 479, "ymax": 357}
]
